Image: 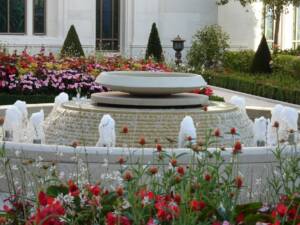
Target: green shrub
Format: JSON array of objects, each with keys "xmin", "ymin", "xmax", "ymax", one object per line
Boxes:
[
  {"xmin": 202, "ymin": 70, "xmax": 300, "ymax": 105},
  {"xmin": 61, "ymin": 25, "xmax": 85, "ymax": 58},
  {"xmin": 187, "ymin": 25, "xmax": 229, "ymax": 69},
  {"xmin": 0, "ymin": 93, "xmax": 56, "ymax": 105},
  {"xmin": 223, "ymin": 50, "xmax": 255, "ymax": 73},
  {"xmin": 145, "ymin": 23, "xmax": 164, "ymax": 62},
  {"xmin": 273, "ymin": 54, "xmax": 300, "ymax": 78},
  {"xmin": 251, "ymin": 35, "xmax": 272, "ymax": 74}
]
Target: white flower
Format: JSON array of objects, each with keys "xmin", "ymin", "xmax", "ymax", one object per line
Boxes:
[
  {"xmin": 12, "ymin": 165, "xmax": 18, "ymax": 170},
  {"xmin": 102, "ymin": 158, "xmax": 109, "ymax": 167},
  {"xmin": 59, "ymin": 171, "xmax": 65, "ymax": 180},
  {"xmin": 15, "ymin": 150, "xmax": 21, "ymax": 157}
]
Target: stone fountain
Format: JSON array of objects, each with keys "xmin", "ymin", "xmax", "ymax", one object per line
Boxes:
[{"xmin": 44, "ymin": 71, "xmax": 254, "ymax": 147}]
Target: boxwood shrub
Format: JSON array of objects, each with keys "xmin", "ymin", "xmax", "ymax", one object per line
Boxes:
[{"xmin": 203, "ymin": 72, "xmax": 300, "ymax": 105}]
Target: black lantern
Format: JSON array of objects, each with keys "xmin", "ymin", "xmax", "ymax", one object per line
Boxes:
[{"xmin": 172, "ymin": 35, "xmax": 185, "ymax": 65}]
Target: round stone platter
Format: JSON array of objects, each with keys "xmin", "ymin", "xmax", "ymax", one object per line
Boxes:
[
  {"xmin": 96, "ymin": 71, "xmax": 207, "ymax": 96},
  {"xmin": 91, "ymin": 92, "xmax": 209, "ymax": 107}
]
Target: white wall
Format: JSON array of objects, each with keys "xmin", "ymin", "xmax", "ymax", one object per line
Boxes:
[
  {"xmin": 218, "ymin": 1, "xmax": 264, "ymax": 50},
  {"xmin": 125, "ymin": 0, "xmax": 218, "ymax": 61}
]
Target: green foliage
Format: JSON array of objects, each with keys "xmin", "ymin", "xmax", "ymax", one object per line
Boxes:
[
  {"xmin": 202, "ymin": 70, "xmax": 300, "ymax": 104},
  {"xmin": 276, "ymin": 45, "xmax": 300, "ymax": 56},
  {"xmin": 0, "ymin": 93, "xmax": 56, "ymax": 105},
  {"xmin": 187, "ymin": 25, "xmax": 230, "ymax": 69},
  {"xmin": 223, "ymin": 50, "xmax": 255, "ymax": 73},
  {"xmin": 251, "ymin": 35, "xmax": 272, "ymax": 74},
  {"xmin": 145, "ymin": 23, "xmax": 164, "ymax": 62},
  {"xmin": 273, "ymin": 54, "xmax": 300, "ymax": 78},
  {"xmin": 209, "ymin": 95, "xmax": 225, "ymax": 102},
  {"xmin": 61, "ymin": 25, "xmax": 85, "ymax": 58}
]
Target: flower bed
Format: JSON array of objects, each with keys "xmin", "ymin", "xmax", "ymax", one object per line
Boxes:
[
  {"xmin": 0, "ymin": 50, "xmax": 171, "ymax": 102},
  {"xmin": 0, "ymin": 127, "xmax": 299, "ymax": 225}
]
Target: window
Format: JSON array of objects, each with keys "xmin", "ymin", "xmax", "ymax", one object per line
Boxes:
[
  {"xmin": 33, "ymin": 0, "xmax": 46, "ymax": 34},
  {"xmin": 96, "ymin": 0, "xmax": 120, "ymax": 51},
  {"xmin": 293, "ymin": 7, "xmax": 300, "ymax": 48},
  {"xmin": 0, "ymin": 0, "xmax": 26, "ymax": 34},
  {"xmin": 264, "ymin": 6, "xmax": 274, "ymax": 48}
]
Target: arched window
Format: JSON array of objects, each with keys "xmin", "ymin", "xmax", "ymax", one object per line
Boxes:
[
  {"xmin": 0, "ymin": 0, "xmax": 26, "ymax": 34},
  {"xmin": 293, "ymin": 7, "xmax": 300, "ymax": 48},
  {"xmin": 33, "ymin": 0, "xmax": 46, "ymax": 35},
  {"xmin": 96, "ymin": 0, "xmax": 120, "ymax": 51}
]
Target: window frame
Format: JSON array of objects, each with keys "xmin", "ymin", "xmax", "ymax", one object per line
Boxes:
[
  {"xmin": 293, "ymin": 7, "xmax": 300, "ymax": 49},
  {"xmin": 263, "ymin": 5, "xmax": 275, "ymax": 48},
  {"xmin": 0, "ymin": 0, "xmax": 27, "ymax": 35},
  {"xmin": 33, "ymin": 0, "xmax": 46, "ymax": 35},
  {"xmin": 96, "ymin": 0, "xmax": 120, "ymax": 52}
]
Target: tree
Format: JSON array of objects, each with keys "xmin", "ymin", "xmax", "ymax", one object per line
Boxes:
[
  {"xmin": 61, "ymin": 25, "xmax": 85, "ymax": 57},
  {"xmin": 145, "ymin": 23, "xmax": 164, "ymax": 62},
  {"xmin": 187, "ymin": 25, "xmax": 229, "ymax": 69},
  {"xmin": 250, "ymin": 35, "xmax": 272, "ymax": 73},
  {"xmin": 218, "ymin": 0, "xmax": 300, "ymax": 49}
]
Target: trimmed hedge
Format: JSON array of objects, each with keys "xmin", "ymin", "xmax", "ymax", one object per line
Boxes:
[
  {"xmin": 0, "ymin": 93, "xmax": 56, "ymax": 105},
  {"xmin": 203, "ymin": 73, "xmax": 300, "ymax": 105},
  {"xmin": 273, "ymin": 54, "xmax": 300, "ymax": 78}
]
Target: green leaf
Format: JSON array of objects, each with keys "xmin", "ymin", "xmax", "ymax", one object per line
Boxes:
[{"xmin": 46, "ymin": 185, "xmax": 68, "ymax": 197}]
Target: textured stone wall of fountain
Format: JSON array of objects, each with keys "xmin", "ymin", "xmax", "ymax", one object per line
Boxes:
[{"xmin": 44, "ymin": 72, "xmax": 254, "ymax": 147}]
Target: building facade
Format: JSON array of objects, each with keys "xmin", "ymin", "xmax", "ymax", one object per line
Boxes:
[{"xmin": 0, "ymin": 0, "xmax": 299, "ymax": 60}]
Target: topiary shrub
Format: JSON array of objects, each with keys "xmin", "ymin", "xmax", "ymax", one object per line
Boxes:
[
  {"xmin": 61, "ymin": 25, "xmax": 85, "ymax": 57},
  {"xmin": 145, "ymin": 23, "xmax": 164, "ymax": 62},
  {"xmin": 187, "ymin": 25, "xmax": 229, "ymax": 70},
  {"xmin": 250, "ymin": 35, "xmax": 272, "ymax": 74}
]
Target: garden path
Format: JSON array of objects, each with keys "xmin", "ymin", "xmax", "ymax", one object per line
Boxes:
[{"xmin": 211, "ymin": 86, "xmax": 300, "ymax": 111}]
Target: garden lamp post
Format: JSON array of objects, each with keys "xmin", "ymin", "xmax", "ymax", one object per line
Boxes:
[{"xmin": 172, "ymin": 35, "xmax": 185, "ymax": 66}]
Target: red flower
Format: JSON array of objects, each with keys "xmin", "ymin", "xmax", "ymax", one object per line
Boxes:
[
  {"xmin": 233, "ymin": 141, "xmax": 242, "ymax": 154},
  {"xmin": 155, "ymin": 200, "xmax": 180, "ymax": 222},
  {"xmin": 190, "ymin": 199, "xmax": 206, "ymax": 211},
  {"xmin": 147, "ymin": 218, "xmax": 158, "ymax": 225},
  {"xmin": 139, "ymin": 137, "xmax": 146, "ymax": 146},
  {"xmin": 276, "ymin": 203, "xmax": 288, "ymax": 217},
  {"xmin": 187, "ymin": 136, "xmax": 193, "ymax": 142},
  {"xmin": 273, "ymin": 121, "xmax": 279, "ymax": 128},
  {"xmin": 117, "ymin": 157, "xmax": 126, "ymax": 165},
  {"xmin": 214, "ymin": 128, "xmax": 221, "ymax": 137},
  {"xmin": 106, "ymin": 212, "xmax": 131, "ymax": 225},
  {"xmin": 204, "ymin": 173, "xmax": 211, "ymax": 182},
  {"xmin": 38, "ymin": 191, "xmax": 49, "ymax": 206},
  {"xmin": 235, "ymin": 176, "xmax": 243, "ymax": 189},
  {"xmin": 116, "ymin": 187, "xmax": 124, "ymax": 196},
  {"xmin": 170, "ymin": 158, "xmax": 177, "ymax": 167},
  {"xmin": 230, "ymin": 127, "xmax": 237, "ymax": 135},
  {"xmin": 236, "ymin": 212, "xmax": 244, "ymax": 223},
  {"xmin": 68, "ymin": 180, "xmax": 80, "ymax": 197},
  {"xmin": 156, "ymin": 144, "xmax": 162, "ymax": 152},
  {"xmin": 212, "ymin": 221, "xmax": 222, "ymax": 225},
  {"xmin": 176, "ymin": 166, "xmax": 185, "ymax": 176},
  {"xmin": 149, "ymin": 166, "xmax": 158, "ymax": 175},
  {"xmin": 173, "ymin": 194, "xmax": 181, "ymax": 204},
  {"xmin": 27, "ymin": 193, "xmax": 65, "ymax": 225},
  {"xmin": 88, "ymin": 185, "xmax": 101, "ymax": 196},
  {"xmin": 122, "ymin": 126, "xmax": 129, "ymax": 134},
  {"xmin": 123, "ymin": 170, "xmax": 133, "ymax": 181}
]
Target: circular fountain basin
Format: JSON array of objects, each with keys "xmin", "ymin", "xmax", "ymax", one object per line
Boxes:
[
  {"xmin": 96, "ymin": 71, "xmax": 207, "ymax": 96},
  {"xmin": 91, "ymin": 92, "xmax": 209, "ymax": 107},
  {"xmin": 44, "ymin": 100, "xmax": 254, "ymax": 147}
]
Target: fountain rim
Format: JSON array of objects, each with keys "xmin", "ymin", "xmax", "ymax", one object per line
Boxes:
[{"xmin": 61, "ymin": 100, "xmax": 238, "ymax": 114}]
